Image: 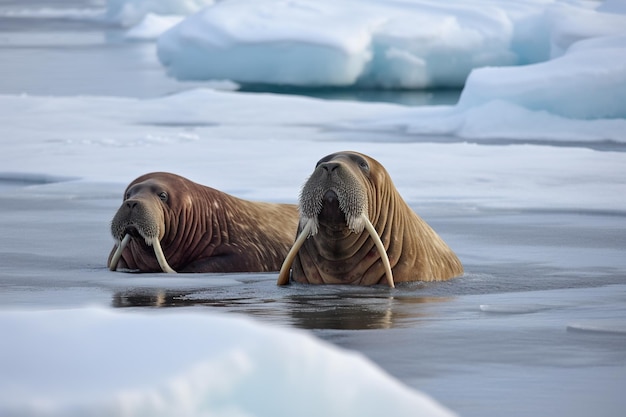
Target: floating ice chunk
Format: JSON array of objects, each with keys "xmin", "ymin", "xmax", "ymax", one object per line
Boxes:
[
  {"xmin": 480, "ymin": 304, "xmax": 552, "ymax": 314},
  {"xmin": 567, "ymin": 320, "xmax": 626, "ymax": 335},
  {"xmin": 157, "ymin": 0, "xmax": 375, "ymax": 86},
  {"xmin": 458, "ymin": 34, "xmax": 626, "ymax": 120},
  {"xmin": 125, "ymin": 13, "xmax": 184, "ymax": 40},
  {"xmin": 454, "ymin": 100, "xmax": 626, "ymax": 140},
  {"xmin": 156, "ymin": 0, "xmax": 553, "ymax": 88},
  {"xmin": 340, "ymin": 97, "xmax": 626, "ymax": 142},
  {"xmin": 154, "ymin": 0, "xmax": 626, "ymax": 89},
  {"xmin": 355, "ymin": 4, "xmax": 518, "ymax": 88},
  {"xmin": 0, "ymin": 308, "xmax": 455, "ymax": 417},
  {"xmin": 547, "ymin": 1, "xmax": 626, "ymax": 57}
]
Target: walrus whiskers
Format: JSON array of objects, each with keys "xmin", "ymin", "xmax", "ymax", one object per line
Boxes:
[
  {"xmin": 277, "ymin": 218, "xmax": 314, "ymax": 285},
  {"xmin": 146, "ymin": 236, "xmax": 177, "ymax": 274},
  {"xmin": 109, "ymin": 233, "xmax": 131, "ymax": 271}
]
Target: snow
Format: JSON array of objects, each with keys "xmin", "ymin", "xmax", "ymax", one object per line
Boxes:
[
  {"xmin": 1, "ymin": 1, "xmax": 626, "ymax": 416},
  {"xmin": 0, "ymin": 308, "xmax": 453, "ymax": 417},
  {"xmin": 1, "ymin": 90, "xmax": 624, "ymax": 211}
]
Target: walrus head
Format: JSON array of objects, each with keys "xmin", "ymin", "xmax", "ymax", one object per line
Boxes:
[
  {"xmin": 109, "ymin": 175, "xmax": 179, "ymax": 273},
  {"xmin": 110, "ymin": 190, "xmax": 165, "ymax": 243},
  {"xmin": 278, "ymin": 151, "xmax": 395, "ymax": 287},
  {"xmin": 299, "ymin": 152, "xmax": 370, "ymax": 236}
]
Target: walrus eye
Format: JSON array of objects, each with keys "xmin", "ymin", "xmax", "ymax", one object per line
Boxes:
[
  {"xmin": 358, "ymin": 160, "xmax": 370, "ymax": 173},
  {"xmin": 158, "ymin": 191, "xmax": 168, "ymax": 202}
]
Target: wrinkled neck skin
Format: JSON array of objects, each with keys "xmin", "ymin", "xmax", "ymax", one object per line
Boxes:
[
  {"xmin": 293, "ymin": 178, "xmax": 397, "ymax": 285},
  {"xmin": 160, "ymin": 188, "xmax": 222, "ymax": 271}
]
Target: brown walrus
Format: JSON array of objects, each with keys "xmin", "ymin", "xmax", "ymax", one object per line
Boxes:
[
  {"xmin": 277, "ymin": 151, "xmax": 463, "ymax": 287},
  {"xmin": 108, "ymin": 172, "xmax": 299, "ymax": 273}
]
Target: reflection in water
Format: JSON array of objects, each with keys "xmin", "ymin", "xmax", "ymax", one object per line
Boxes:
[
  {"xmin": 238, "ymin": 85, "xmax": 462, "ymax": 106},
  {"xmin": 112, "ymin": 288, "xmax": 450, "ymax": 330}
]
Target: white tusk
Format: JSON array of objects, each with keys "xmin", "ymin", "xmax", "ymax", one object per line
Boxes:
[
  {"xmin": 109, "ymin": 234, "xmax": 131, "ymax": 271},
  {"xmin": 148, "ymin": 237, "xmax": 177, "ymax": 274},
  {"xmin": 362, "ymin": 215, "xmax": 395, "ymax": 288},
  {"xmin": 277, "ymin": 219, "xmax": 314, "ymax": 285}
]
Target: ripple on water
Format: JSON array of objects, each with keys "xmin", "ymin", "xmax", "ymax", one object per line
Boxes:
[
  {"xmin": 479, "ymin": 303, "xmax": 554, "ymax": 314},
  {"xmin": 566, "ymin": 320, "xmax": 626, "ymax": 335}
]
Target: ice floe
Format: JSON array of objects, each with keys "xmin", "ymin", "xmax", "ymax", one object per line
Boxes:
[{"xmin": 0, "ymin": 308, "xmax": 455, "ymax": 417}]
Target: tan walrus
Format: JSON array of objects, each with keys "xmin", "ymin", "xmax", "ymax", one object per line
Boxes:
[
  {"xmin": 277, "ymin": 151, "xmax": 463, "ymax": 287},
  {"xmin": 108, "ymin": 172, "xmax": 299, "ymax": 273}
]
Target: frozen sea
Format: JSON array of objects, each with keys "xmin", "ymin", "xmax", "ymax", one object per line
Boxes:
[{"xmin": 1, "ymin": 1, "xmax": 625, "ymax": 417}]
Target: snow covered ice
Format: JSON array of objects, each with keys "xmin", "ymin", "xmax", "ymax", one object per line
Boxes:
[
  {"xmin": 0, "ymin": 308, "xmax": 453, "ymax": 417},
  {"xmin": 155, "ymin": 0, "xmax": 626, "ymax": 90},
  {"xmin": 1, "ymin": 0, "xmax": 626, "ymax": 416}
]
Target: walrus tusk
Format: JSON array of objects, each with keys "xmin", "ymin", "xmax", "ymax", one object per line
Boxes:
[
  {"xmin": 109, "ymin": 234, "xmax": 176, "ymax": 273},
  {"xmin": 278, "ymin": 216, "xmax": 394, "ymax": 287},
  {"xmin": 277, "ymin": 219, "xmax": 314, "ymax": 285},
  {"xmin": 147, "ymin": 237, "xmax": 177, "ymax": 274},
  {"xmin": 109, "ymin": 233, "xmax": 131, "ymax": 271},
  {"xmin": 362, "ymin": 215, "xmax": 395, "ymax": 288}
]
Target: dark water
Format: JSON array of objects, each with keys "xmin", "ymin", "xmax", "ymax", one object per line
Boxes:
[{"xmin": 237, "ymin": 84, "xmax": 461, "ymax": 106}]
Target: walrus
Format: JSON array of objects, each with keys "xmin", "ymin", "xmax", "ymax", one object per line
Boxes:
[
  {"xmin": 108, "ymin": 172, "xmax": 299, "ymax": 273},
  {"xmin": 277, "ymin": 151, "xmax": 463, "ymax": 287}
]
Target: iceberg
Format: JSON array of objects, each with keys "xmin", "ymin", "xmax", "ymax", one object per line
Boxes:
[
  {"xmin": 0, "ymin": 308, "xmax": 455, "ymax": 417},
  {"xmin": 458, "ymin": 34, "xmax": 626, "ymax": 119},
  {"xmin": 153, "ymin": 0, "xmax": 626, "ymax": 90},
  {"xmin": 107, "ymin": 0, "xmax": 626, "ymax": 125},
  {"xmin": 346, "ymin": 29, "xmax": 626, "ymax": 140},
  {"xmin": 156, "ymin": 0, "xmax": 558, "ymax": 88}
]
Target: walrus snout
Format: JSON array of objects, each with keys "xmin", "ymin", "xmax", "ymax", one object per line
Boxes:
[
  {"xmin": 111, "ymin": 199, "xmax": 161, "ymax": 241},
  {"xmin": 320, "ymin": 161, "xmax": 340, "ymax": 172},
  {"xmin": 109, "ymin": 194, "xmax": 176, "ymax": 273},
  {"xmin": 125, "ymin": 199, "xmax": 139, "ymax": 209},
  {"xmin": 299, "ymin": 160, "xmax": 368, "ymax": 234},
  {"xmin": 109, "ymin": 206, "xmax": 175, "ymax": 274}
]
